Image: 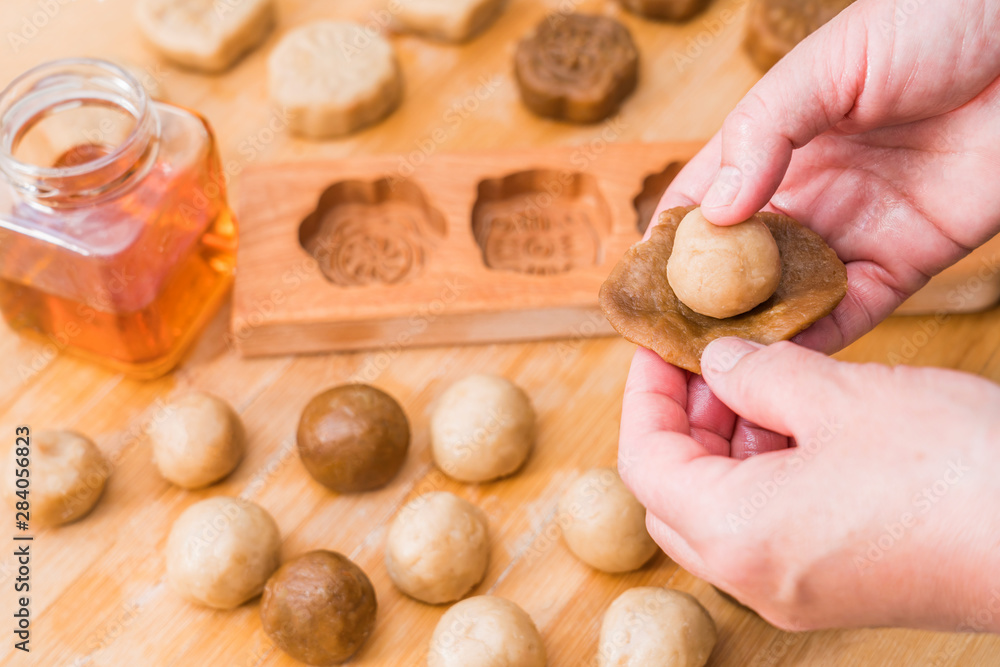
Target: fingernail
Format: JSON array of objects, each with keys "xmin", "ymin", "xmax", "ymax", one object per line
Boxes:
[
  {"xmin": 702, "ymin": 337, "xmax": 764, "ymax": 375},
  {"xmin": 701, "ymin": 166, "xmax": 742, "ymax": 210}
]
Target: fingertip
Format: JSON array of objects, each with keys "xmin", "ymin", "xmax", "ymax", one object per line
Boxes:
[
  {"xmin": 700, "ymin": 205, "xmax": 749, "ymax": 226},
  {"xmin": 700, "ymin": 166, "xmax": 741, "ymax": 210},
  {"xmin": 701, "ymin": 337, "xmax": 764, "ymax": 377}
]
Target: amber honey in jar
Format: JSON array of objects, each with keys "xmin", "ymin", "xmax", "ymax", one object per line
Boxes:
[{"xmin": 0, "ymin": 59, "xmax": 236, "ymax": 378}]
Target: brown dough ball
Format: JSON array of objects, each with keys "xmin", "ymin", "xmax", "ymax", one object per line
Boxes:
[
  {"xmin": 666, "ymin": 207, "xmax": 782, "ymax": 319},
  {"xmin": 2, "ymin": 430, "xmax": 107, "ymax": 527},
  {"xmin": 559, "ymin": 468, "xmax": 657, "ymax": 573},
  {"xmin": 297, "ymin": 384, "xmax": 410, "ymax": 493},
  {"xmin": 597, "ymin": 587, "xmax": 717, "ymax": 667},
  {"xmin": 165, "ymin": 496, "xmax": 281, "ymax": 609},
  {"xmin": 261, "ymin": 550, "xmax": 378, "ymax": 665},
  {"xmin": 149, "ymin": 392, "xmax": 245, "ymax": 489}
]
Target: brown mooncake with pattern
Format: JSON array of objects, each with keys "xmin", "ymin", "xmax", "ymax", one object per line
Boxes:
[{"xmin": 515, "ymin": 13, "xmax": 639, "ymax": 124}]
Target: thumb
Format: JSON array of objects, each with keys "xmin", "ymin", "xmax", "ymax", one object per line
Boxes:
[
  {"xmin": 700, "ymin": 10, "xmax": 865, "ymax": 225},
  {"xmin": 700, "ymin": 338, "xmax": 850, "ymax": 437}
]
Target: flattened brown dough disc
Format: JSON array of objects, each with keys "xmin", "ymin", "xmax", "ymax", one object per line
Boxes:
[
  {"xmin": 744, "ymin": 0, "xmax": 856, "ymax": 70},
  {"xmin": 599, "ymin": 206, "xmax": 847, "ymax": 374}
]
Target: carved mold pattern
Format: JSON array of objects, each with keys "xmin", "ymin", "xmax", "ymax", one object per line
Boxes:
[
  {"xmin": 299, "ymin": 178, "xmax": 446, "ymax": 287},
  {"xmin": 471, "ymin": 170, "xmax": 610, "ymax": 275},
  {"xmin": 633, "ymin": 161, "xmax": 684, "ymax": 234}
]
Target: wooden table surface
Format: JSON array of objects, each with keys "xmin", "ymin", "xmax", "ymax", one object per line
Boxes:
[{"xmin": 2, "ymin": 0, "xmax": 999, "ymax": 665}]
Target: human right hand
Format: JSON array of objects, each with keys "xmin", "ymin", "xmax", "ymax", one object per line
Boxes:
[
  {"xmin": 619, "ymin": 339, "xmax": 1000, "ymax": 632},
  {"xmin": 654, "ymin": 0, "xmax": 1000, "ymax": 354}
]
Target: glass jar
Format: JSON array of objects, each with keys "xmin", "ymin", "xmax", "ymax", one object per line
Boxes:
[{"xmin": 0, "ymin": 58, "xmax": 237, "ymax": 378}]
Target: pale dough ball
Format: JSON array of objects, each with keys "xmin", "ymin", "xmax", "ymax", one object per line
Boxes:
[
  {"xmin": 431, "ymin": 374, "xmax": 535, "ymax": 483},
  {"xmin": 597, "ymin": 587, "xmax": 717, "ymax": 667},
  {"xmin": 149, "ymin": 392, "xmax": 245, "ymax": 489},
  {"xmin": 394, "ymin": 0, "xmax": 506, "ymax": 42},
  {"xmin": 667, "ymin": 207, "xmax": 782, "ymax": 319},
  {"xmin": 559, "ymin": 467, "xmax": 657, "ymax": 573},
  {"xmin": 166, "ymin": 496, "xmax": 281, "ymax": 609},
  {"xmin": 427, "ymin": 596, "xmax": 546, "ymax": 667},
  {"xmin": 1, "ymin": 430, "xmax": 107, "ymax": 528},
  {"xmin": 136, "ymin": 0, "xmax": 275, "ymax": 72},
  {"xmin": 385, "ymin": 492, "xmax": 489, "ymax": 604},
  {"xmin": 268, "ymin": 21, "xmax": 402, "ymax": 139}
]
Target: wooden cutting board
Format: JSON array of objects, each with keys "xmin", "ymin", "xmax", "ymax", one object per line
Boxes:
[
  {"xmin": 2, "ymin": 0, "xmax": 999, "ymax": 666},
  {"xmin": 895, "ymin": 234, "xmax": 1000, "ymax": 315}
]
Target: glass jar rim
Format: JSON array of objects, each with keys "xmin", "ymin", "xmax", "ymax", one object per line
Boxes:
[{"xmin": 0, "ymin": 57, "xmax": 152, "ymax": 182}]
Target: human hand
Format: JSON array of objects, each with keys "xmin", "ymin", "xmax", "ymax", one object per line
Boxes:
[
  {"xmin": 619, "ymin": 339, "xmax": 1000, "ymax": 632},
  {"xmin": 654, "ymin": 0, "xmax": 1000, "ymax": 354}
]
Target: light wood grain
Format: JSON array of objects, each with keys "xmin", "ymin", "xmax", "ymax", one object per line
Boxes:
[{"xmin": 1, "ymin": 0, "xmax": 999, "ymax": 666}]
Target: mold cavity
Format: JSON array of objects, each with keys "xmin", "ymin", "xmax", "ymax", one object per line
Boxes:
[
  {"xmin": 299, "ymin": 177, "xmax": 446, "ymax": 287},
  {"xmin": 471, "ymin": 169, "xmax": 610, "ymax": 275},
  {"xmin": 634, "ymin": 161, "xmax": 684, "ymax": 234}
]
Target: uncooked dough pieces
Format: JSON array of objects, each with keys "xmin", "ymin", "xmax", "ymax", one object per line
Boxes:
[
  {"xmin": 431, "ymin": 374, "xmax": 536, "ymax": 483},
  {"xmin": 385, "ymin": 491, "xmax": 489, "ymax": 604},
  {"xmin": 268, "ymin": 21, "xmax": 403, "ymax": 139},
  {"xmin": 150, "ymin": 392, "xmax": 245, "ymax": 489},
  {"xmin": 428, "ymin": 596, "xmax": 546, "ymax": 667},
  {"xmin": 560, "ymin": 468, "xmax": 658, "ymax": 573},
  {"xmin": 166, "ymin": 496, "xmax": 281, "ymax": 609},
  {"xmin": 136, "ymin": 0, "xmax": 275, "ymax": 72},
  {"xmin": 1, "ymin": 430, "xmax": 107, "ymax": 528},
  {"xmin": 597, "ymin": 587, "xmax": 717, "ymax": 667},
  {"xmin": 394, "ymin": 0, "xmax": 506, "ymax": 42}
]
